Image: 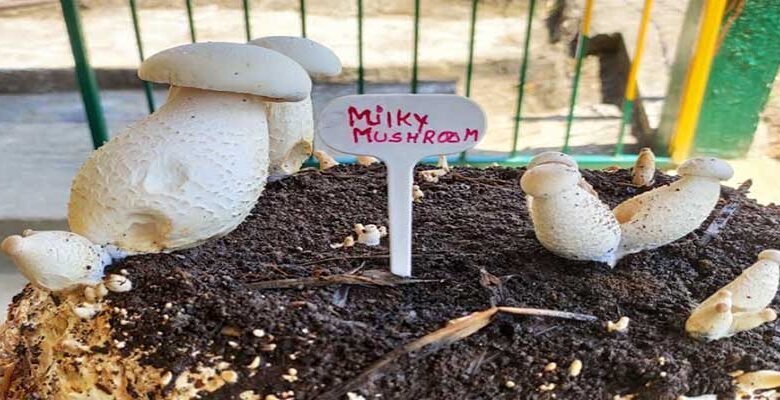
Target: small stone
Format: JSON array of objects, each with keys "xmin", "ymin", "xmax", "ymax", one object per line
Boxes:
[
  {"xmin": 569, "ymin": 359, "xmax": 583, "ymax": 377},
  {"xmin": 105, "ymin": 274, "xmax": 133, "ymax": 293},
  {"xmin": 607, "ymin": 316, "xmax": 630, "ymax": 333},
  {"xmin": 261, "ymin": 343, "xmax": 277, "ymax": 352},
  {"xmin": 347, "ymin": 392, "xmax": 367, "ymax": 400},
  {"xmin": 239, "ymin": 391, "xmax": 261, "ymax": 400},
  {"xmin": 265, "ymin": 395, "xmax": 280, "ymax": 400},
  {"xmin": 73, "ymin": 304, "xmax": 101, "ymax": 320},
  {"xmin": 114, "ymin": 340, "xmax": 126, "ymax": 349},
  {"xmin": 220, "ymin": 370, "xmax": 239, "ymax": 383},
  {"xmin": 505, "ymin": 380, "xmax": 516, "ymax": 389},
  {"xmin": 246, "ymin": 356, "xmax": 261, "ymax": 369},
  {"xmin": 84, "ymin": 287, "xmax": 97, "ymax": 303},
  {"xmin": 658, "ymin": 356, "xmax": 666, "ymax": 366},
  {"xmin": 539, "ymin": 383, "xmax": 556, "ymax": 392},
  {"xmin": 160, "ymin": 371, "xmax": 173, "ymax": 386},
  {"xmin": 253, "ymin": 329, "xmax": 266, "ymax": 338},
  {"xmin": 228, "ymin": 341, "xmax": 240, "ymax": 348},
  {"xmin": 544, "ymin": 362, "xmax": 557, "ymax": 372},
  {"xmin": 164, "ymin": 302, "xmax": 173, "ymax": 309}
]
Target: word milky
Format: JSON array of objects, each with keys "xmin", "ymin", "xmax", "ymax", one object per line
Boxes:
[{"xmin": 347, "ymin": 105, "xmax": 480, "ymax": 145}]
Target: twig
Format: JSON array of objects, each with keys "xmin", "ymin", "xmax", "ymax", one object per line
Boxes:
[
  {"xmin": 297, "ymin": 253, "xmax": 434, "ymax": 267},
  {"xmin": 317, "ymin": 306, "xmax": 598, "ymax": 399},
  {"xmin": 247, "ymin": 269, "xmax": 440, "ymax": 290},
  {"xmin": 697, "ymin": 180, "xmax": 751, "ymax": 247}
]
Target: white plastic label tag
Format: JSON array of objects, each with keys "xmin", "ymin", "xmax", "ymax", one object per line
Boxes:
[{"xmin": 317, "ymin": 94, "xmax": 486, "ymax": 277}]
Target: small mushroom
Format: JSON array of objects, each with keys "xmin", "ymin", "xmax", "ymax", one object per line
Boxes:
[
  {"xmin": 686, "ymin": 250, "xmax": 780, "ymax": 340},
  {"xmin": 0, "ymin": 230, "xmax": 115, "ymax": 291},
  {"xmin": 412, "ymin": 185, "xmax": 424, "ymax": 202},
  {"xmin": 357, "ymin": 156, "xmax": 379, "ymax": 166},
  {"xmin": 527, "ymin": 151, "xmax": 597, "ymax": 197},
  {"xmin": 249, "ymin": 36, "xmax": 342, "ymax": 176},
  {"xmin": 354, "ymin": 224, "xmax": 382, "ymax": 246},
  {"xmin": 631, "ymin": 147, "xmax": 656, "ymax": 187},
  {"xmin": 437, "ymin": 155, "xmax": 451, "ymax": 172},
  {"xmin": 313, "ymin": 150, "xmax": 339, "ymax": 170},
  {"xmin": 70, "ymin": 42, "xmax": 312, "ymax": 253},
  {"xmin": 419, "ymin": 168, "xmax": 448, "ymax": 183},
  {"xmin": 613, "ymin": 157, "xmax": 733, "ymax": 260},
  {"xmin": 520, "ymin": 163, "xmax": 621, "ymax": 265}
]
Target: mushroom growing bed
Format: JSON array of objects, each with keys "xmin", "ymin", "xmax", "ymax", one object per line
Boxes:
[{"xmin": 3, "ymin": 165, "xmax": 780, "ymax": 399}]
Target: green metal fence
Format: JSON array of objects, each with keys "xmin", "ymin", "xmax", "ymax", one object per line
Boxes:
[{"xmin": 59, "ymin": 0, "xmax": 669, "ymax": 168}]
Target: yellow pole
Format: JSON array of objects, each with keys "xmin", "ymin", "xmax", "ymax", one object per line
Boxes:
[
  {"xmin": 624, "ymin": 0, "xmax": 653, "ymax": 102},
  {"xmin": 581, "ymin": 0, "xmax": 595, "ymax": 36},
  {"xmin": 669, "ymin": 0, "xmax": 727, "ymax": 163}
]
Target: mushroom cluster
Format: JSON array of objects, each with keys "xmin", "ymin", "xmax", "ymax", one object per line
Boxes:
[
  {"xmin": 521, "ymin": 152, "xmax": 734, "ymax": 266},
  {"xmin": 1, "ymin": 38, "xmax": 342, "ymax": 292},
  {"xmin": 686, "ymin": 250, "xmax": 780, "ymax": 340}
]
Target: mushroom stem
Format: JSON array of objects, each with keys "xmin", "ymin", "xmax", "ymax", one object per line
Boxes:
[
  {"xmin": 70, "ymin": 86, "xmax": 271, "ymax": 252},
  {"xmin": 521, "ymin": 164, "xmax": 621, "ymax": 265},
  {"xmin": 613, "ymin": 157, "xmax": 733, "ymax": 260}
]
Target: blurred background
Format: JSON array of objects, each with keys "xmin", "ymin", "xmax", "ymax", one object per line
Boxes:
[{"xmin": 1, "ymin": 0, "xmax": 779, "ymax": 321}]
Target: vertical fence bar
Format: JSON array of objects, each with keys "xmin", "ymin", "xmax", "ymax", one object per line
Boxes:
[
  {"xmin": 669, "ymin": 0, "xmax": 726, "ymax": 163},
  {"xmin": 242, "ymin": 0, "xmax": 252, "ymax": 41},
  {"xmin": 562, "ymin": 0, "xmax": 594, "ymax": 153},
  {"xmin": 615, "ymin": 0, "xmax": 653, "ymax": 156},
  {"xmin": 185, "ymin": 0, "xmax": 197, "ymax": 42},
  {"xmin": 460, "ymin": 0, "xmax": 479, "ymax": 161},
  {"xmin": 60, "ymin": 0, "xmax": 109, "ymax": 148},
  {"xmin": 356, "ymin": 0, "xmax": 365, "ymax": 94},
  {"xmin": 128, "ymin": 0, "xmax": 155, "ymax": 113},
  {"xmin": 510, "ymin": 0, "xmax": 536, "ymax": 157},
  {"xmin": 299, "ymin": 0, "xmax": 307, "ymax": 37},
  {"xmin": 410, "ymin": 0, "xmax": 421, "ymax": 93}
]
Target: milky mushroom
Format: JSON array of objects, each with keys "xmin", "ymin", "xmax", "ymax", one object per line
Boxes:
[
  {"xmin": 250, "ymin": 36, "xmax": 342, "ymax": 176},
  {"xmin": 69, "ymin": 43, "xmax": 311, "ymax": 253},
  {"xmin": 520, "ymin": 163, "xmax": 621, "ymax": 265},
  {"xmin": 631, "ymin": 147, "xmax": 656, "ymax": 187},
  {"xmin": 354, "ymin": 224, "xmax": 382, "ymax": 246},
  {"xmin": 0, "ymin": 230, "xmax": 115, "ymax": 291},
  {"xmin": 613, "ymin": 157, "xmax": 733, "ymax": 260},
  {"xmin": 686, "ymin": 250, "xmax": 780, "ymax": 340},
  {"xmin": 357, "ymin": 156, "xmax": 379, "ymax": 166},
  {"xmin": 527, "ymin": 151, "xmax": 597, "ymax": 197},
  {"xmin": 313, "ymin": 150, "xmax": 339, "ymax": 170}
]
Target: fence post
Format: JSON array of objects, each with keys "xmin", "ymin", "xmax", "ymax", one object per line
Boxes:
[
  {"xmin": 562, "ymin": 0, "xmax": 595, "ymax": 153},
  {"xmin": 60, "ymin": 0, "xmax": 109, "ymax": 149},
  {"xmin": 668, "ymin": 0, "xmax": 727, "ymax": 163}
]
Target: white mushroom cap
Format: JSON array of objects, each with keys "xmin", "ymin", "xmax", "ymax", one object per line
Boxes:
[
  {"xmin": 0, "ymin": 231, "xmax": 110, "ymax": 291},
  {"xmin": 759, "ymin": 249, "xmax": 780, "ymax": 264},
  {"xmin": 139, "ymin": 42, "xmax": 312, "ymax": 101},
  {"xmin": 249, "ymin": 36, "xmax": 342, "ymax": 78},
  {"xmin": 677, "ymin": 157, "xmax": 734, "ymax": 181},
  {"xmin": 520, "ymin": 164, "xmax": 581, "ymax": 198},
  {"xmin": 527, "ymin": 151, "xmax": 578, "ymax": 170}
]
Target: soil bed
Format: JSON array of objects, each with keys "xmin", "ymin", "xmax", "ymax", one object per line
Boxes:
[{"xmin": 107, "ymin": 164, "xmax": 780, "ymax": 399}]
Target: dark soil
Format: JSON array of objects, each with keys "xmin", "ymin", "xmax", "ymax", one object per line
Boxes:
[{"xmin": 104, "ymin": 165, "xmax": 780, "ymax": 400}]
